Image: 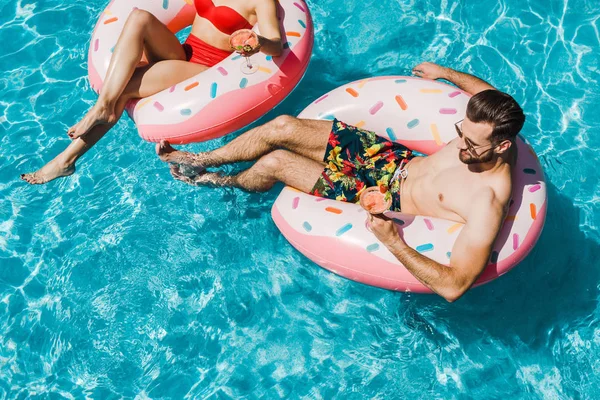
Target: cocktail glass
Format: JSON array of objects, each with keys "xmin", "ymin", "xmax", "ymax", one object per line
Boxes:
[
  {"xmin": 359, "ymin": 186, "xmax": 392, "ymax": 232},
  {"xmin": 229, "ymin": 29, "xmax": 260, "ymax": 75}
]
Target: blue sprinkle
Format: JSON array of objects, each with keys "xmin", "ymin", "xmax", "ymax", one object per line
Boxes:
[
  {"xmin": 491, "ymin": 251, "xmax": 499, "ymax": 263},
  {"xmin": 416, "ymin": 243, "xmax": 434, "ymax": 253},
  {"xmin": 446, "ymin": 252, "xmax": 452, "ymax": 259},
  {"xmin": 162, "ymin": 0, "xmax": 169, "ymax": 9},
  {"xmin": 407, "ymin": 119, "xmax": 420, "ymax": 129},
  {"xmin": 180, "ymin": 108, "xmax": 191, "ymax": 116},
  {"xmin": 239, "ymin": 78, "xmax": 248, "ymax": 89},
  {"xmin": 366, "ymin": 243, "xmax": 380, "ymax": 252},
  {"xmin": 392, "ymin": 218, "xmax": 405, "ymax": 225},
  {"xmin": 335, "ymin": 223, "xmax": 353, "ymax": 236},
  {"xmin": 395, "ymin": 79, "xmax": 407, "ymax": 83},
  {"xmin": 283, "ymin": 42, "xmax": 292, "ymax": 49},
  {"xmin": 232, "ymin": 54, "xmax": 242, "ymax": 60},
  {"xmin": 110, "ymin": 46, "xmax": 115, "ymax": 53},
  {"xmin": 210, "ymin": 82, "xmax": 217, "ymax": 98},
  {"xmin": 386, "ymin": 127, "xmax": 397, "ymax": 141},
  {"xmin": 322, "ymin": 114, "xmax": 336, "ymax": 121},
  {"xmin": 266, "ymin": 55, "xmax": 272, "ymax": 61},
  {"xmin": 524, "ymin": 168, "xmax": 536, "ymax": 174},
  {"xmin": 298, "ymin": 19, "xmax": 306, "ymax": 28},
  {"xmin": 302, "ymin": 222, "xmax": 312, "ymax": 232}
]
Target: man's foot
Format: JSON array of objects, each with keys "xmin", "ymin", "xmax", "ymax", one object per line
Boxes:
[
  {"xmin": 156, "ymin": 140, "xmax": 205, "ymax": 170},
  {"xmin": 21, "ymin": 159, "xmax": 75, "ymax": 185},
  {"xmin": 68, "ymin": 102, "xmax": 117, "ymax": 139},
  {"xmin": 170, "ymin": 164, "xmax": 202, "ymax": 185}
]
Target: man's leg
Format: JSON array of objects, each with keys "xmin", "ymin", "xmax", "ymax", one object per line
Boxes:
[
  {"xmin": 157, "ymin": 116, "xmax": 332, "ymax": 167},
  {"xmin": 170, "ymin": 149, "xmax": 324, "ymax": 193}
]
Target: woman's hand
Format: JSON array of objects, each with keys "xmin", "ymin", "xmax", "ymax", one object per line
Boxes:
[
  {"xmin": 412, "ymin": 62, "xmax": 448, "ymax": 80},
  {"xmin": 229, "ymin": 29, "xmax": 262, "ymax": 57}
]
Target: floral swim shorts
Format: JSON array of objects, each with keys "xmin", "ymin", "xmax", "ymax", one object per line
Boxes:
[{"xmin": 310, "ymin": 119, "xmax": 414, "ymax": 212}]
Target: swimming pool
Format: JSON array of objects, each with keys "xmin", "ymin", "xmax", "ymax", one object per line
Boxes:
[{"xmin": 1, "ymin": 0, "xmax": 599, "ymax": 397}]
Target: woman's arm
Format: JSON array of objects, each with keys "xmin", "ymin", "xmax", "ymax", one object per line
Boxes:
[{"xmin": 255, "ymin": 0, "xmax": 282, "ymax": 56}]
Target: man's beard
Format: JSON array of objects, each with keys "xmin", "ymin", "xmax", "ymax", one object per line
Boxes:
[{"xmin": 459, "ymin": 149, "xmax": 494, "ymax": 165}]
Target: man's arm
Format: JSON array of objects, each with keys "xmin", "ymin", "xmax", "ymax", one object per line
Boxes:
[
  {"xmin": 370, "ymin": 188, "xmax": 505, "ymax": 302},
  {"xmin": 412, "ymin": 62, "xmax": 496, "ymax": 96}
]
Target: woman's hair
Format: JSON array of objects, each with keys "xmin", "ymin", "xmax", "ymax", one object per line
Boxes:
[{"xmin": 466, "ymin": 90, "xmax": 525, "ymax": 142}]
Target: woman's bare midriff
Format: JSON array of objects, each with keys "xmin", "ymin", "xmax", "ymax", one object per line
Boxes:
[{"xmin": 189, "ymin": 5, "xmax": 258, "ymax": 51}]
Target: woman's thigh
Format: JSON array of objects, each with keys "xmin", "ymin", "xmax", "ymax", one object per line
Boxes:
[{"xmin": 123, "ymin": 60, "xmax": 208, "ymax": 99}]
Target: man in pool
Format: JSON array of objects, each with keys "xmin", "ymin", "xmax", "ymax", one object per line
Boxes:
[{"xmin": 157, "ymin": 62, "xmax": 525, "ymax": 303}]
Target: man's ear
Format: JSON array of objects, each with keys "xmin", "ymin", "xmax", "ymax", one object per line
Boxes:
[{"xmin": 495, "ymin": 139, "xmax": 512, "ymax": 154}]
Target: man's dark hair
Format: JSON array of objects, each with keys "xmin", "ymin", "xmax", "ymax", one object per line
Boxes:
[{"xmin": 466, "ymin": 90, "xmax": 525, "ymax": 143}]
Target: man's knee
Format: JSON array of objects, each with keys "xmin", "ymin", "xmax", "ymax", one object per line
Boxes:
[{"xmin": 256, "ymin": 150, "xmax": 289, "ymax": 175}]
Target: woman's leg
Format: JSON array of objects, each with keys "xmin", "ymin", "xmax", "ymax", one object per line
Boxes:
[
  {"xmin": 22, "ymin": 60, "xmax": 208, "ymax": 184},
  {"xmin": 68, "ymin": 9, "xmax": 188, "ymax": 139}
]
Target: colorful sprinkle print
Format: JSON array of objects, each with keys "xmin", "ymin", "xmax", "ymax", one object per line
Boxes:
[
  {"xmin": 180, "ymin": 109, "xmax": 191, "ymax": 116},
  {"xmin": 395, "ymin": 95, "xmax": 407, "ymax": 110},
  {"xmin": 184, "ymin": 82, "xmax": 199, "ymax": 91},
  {"xmin": 430, "ymin": 123, "xmax": 442, "ymax": 145},
  {"xmin": 336, "ymin": 223, "xmax": 353, "ymax": 236},
  {"xmin": 258, "ymin": 66, "xmax": 272, "ymax": 74},
  {"xmin": 314, "ymin": 94, "xmax": 328, "ymax": 104},
  {"xmin": 416, "ymin": 243, "xmax": 434, "ymax": 253},
  {"xmin": 346, "ymin": 88, "xmax": 359, "ymax": 97},
  {"xmin": 169, "ymin": 85, "xmax": 176, "ymax": 93},
  {"xmin": 420, "ymin": 89, "xmax": 443, "ymax": 94},
  {"xmin": 386, "ymin": 127, "xmax": 397, "ymax": 141},
  {"xmin": 369, "ymin": 101, "xmax": 384, "ymax": 115},
  {"xmin": 287, "ymin": 31, "xmax": 301, "ymax": 37},
  {"xmin": 449, "ymin": 91, "xmax": 461, "ymax": 98},
  {"xmin": 439, "ymin": 108, "xmax": 457, "ymax": 114},
  {"xmin": 513, "ymin": 234, "xmax": 519, "ymax": 250},
  {"xmin": 395, "ymin": 79, "xmax": 407, "ymax": 84},
  {"xmin": 104, "ymin": 17, "xmax": 118, "ymax": 24},
  {"xmin": 424, "ymin": 219, "xmax": 434, "ymax": 231},
  {"xmin": 162, "ymin": 0, "xmax": 169, "ymax": 10},
  {"xmin": 530, "ymin": 203, "xmax": 537, "ymax": 219},
  {"xmin": 355, "ymin": 121, "xmax": 365, "ymax": 128},
  {"xmin": 217, "ymin": 67, "xmax": 228, "ymax": 76},
  {"xmin": 153, "ymin": 102, "xmax": 164, "ymax": 112},
  {"xmin": 292, "ymin": 196, "xmax": 300, "ymax": 209},
  {"xmin": 298, "ymin": 20, "xmax": 306, "ymax": 28},
  {"xmin": 210, "ymin": 82, "xmax": 217, "ymax": 98},
  {"xmin": 366, "ymin": 243, "xmax": 380, "ymax": 252},
  {"xmin": 529, "ymin": 184, "xmax": 542, "ymax": 193},
  {"xmin": 302, "ymin": 222, "xmax": 312, "ymax": 232},
  {"xmin": 293, "ymin": 2, "xmax": 306, "ymax": 12},
  {"xmin": 325, "ymin": 207, "xmax": 342, "ymax": 214},
  {"xmin": 446, "ymin": 252, "xmax": 452, "ymax": 259},
  {"xmin": 239, "ymin": 78, "xmax": 248, "ymax": 89},
  {"xmin": 447, "ymin": 223, "xmax": 462, "ymax": 234},
  {"xmin": 94, "ymin": 39, "xmax": 99, "ymax": 52},
  {"xmin": 407, "ymin": 119, "xmax": 419, "ymax": 129}
]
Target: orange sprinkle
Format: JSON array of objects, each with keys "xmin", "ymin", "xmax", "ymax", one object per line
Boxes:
[
  {"xmin": 258, "ymin": 66, "xmax": 272, "ymax": 74},
  {"xmin": 183, "ymin": 0, "xmax": 193, "ymax": 4},
  {"xmin": 286, "ymin": 31, "xmax": 301, "ymax": 37},
  {"xmin": 430, "ymin": 124, "xmax": 443, "ymax": 146},
  {"xmin": 505, "ymin": 215, "xmax": 518, "ymax": 221},
  {"xmin": 447, "ymin": 223, "xmax": 463, "ymax": 234},
  {"xmin": 354, "ymin": 120, "xmax": 365, "ymax": 128},
  {"xmin": 286, "ymin": 186, "xmax": 301, "ymax": 193},
  {"xmin": 358, "ymin": 79, "xmax": 369, "ymax": 89},
  {"xmin": 104, "ymin": 17, "xmax": 118, "ymax": 24},
  {"xmin": 395, "ymin": 95, "xmax": 407, "ymax": 110},
  {"xmin": 185, "ymin": 82, "xmax": 199, "ymax": 91},
  {"xmin": 530, "ymin": 203, "xmax": 537, "ymax": 219},
  {"xmin": 420, "ymin": 89, "xmax": 443, "ymax": 94},
  {"xmin": 136, "ymin": 98, "xmax": 153, "ymax": 111},
  {"xmin": 346, "ymin": 88, "xmax": 359, "ymax": 97},
  {"xmin": 325, "ymin": 207, "xmax": 343, "ymax": 214}
]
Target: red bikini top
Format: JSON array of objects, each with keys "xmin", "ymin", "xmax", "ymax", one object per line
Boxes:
[{"xmin": 194, "ymin": 0, "xmax": 253, "ymax": 35}]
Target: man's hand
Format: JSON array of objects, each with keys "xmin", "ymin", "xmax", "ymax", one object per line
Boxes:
[
  {"xmin": 369, "ymin": 214, "xmax": 405, "ymax": 247},
  {"xmin": 412, "ymin": 62, "xmax": 448, "ymax": 80}
]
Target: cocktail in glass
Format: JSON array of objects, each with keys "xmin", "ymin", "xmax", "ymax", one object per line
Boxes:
[
  {"xmin": 359, "ymin": 186, "xmax": 392, "ymax": 232},
  {"xmin": 229, "ymin": 29, "xmax": 260, "ymax": 75}
]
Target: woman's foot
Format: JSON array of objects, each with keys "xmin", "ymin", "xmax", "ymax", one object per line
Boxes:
[
  {"xmin": 68, "ymin": 102, "xmax": 117, "ymax": 139},
  {"xmin": 21, "ymin": 159, "xmax": 75, "ymax": 185}
]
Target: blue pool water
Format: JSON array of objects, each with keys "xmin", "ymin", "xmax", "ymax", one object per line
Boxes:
[{"xmin": 1, "ymin": 0, "xmax": 600, "ymax": 397}]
